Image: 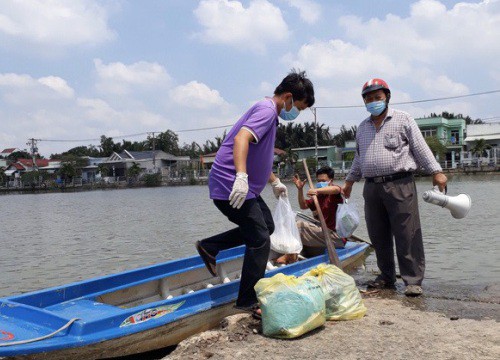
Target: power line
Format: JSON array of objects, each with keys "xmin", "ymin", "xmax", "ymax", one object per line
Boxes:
[
  {"xmin": 36, "ymin": 89, "xmax": 500, "ymax": 143},
  {"xmin": 175, "ymin": 124, "xmax": 233, "ymax": 133},
  {"xmin": 39, "ymin": 125, "xmax": 235, "ymax": 143},
  {"xmin": 41, "ymin": 132, "xmax": 149, "ymax": 143},
  {"xmin": 314, "ymin": 89, "xmax": 500, "ymax": 109}
]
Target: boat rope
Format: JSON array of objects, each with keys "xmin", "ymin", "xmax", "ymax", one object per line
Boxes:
[{"xmin": 0, "ymin": 318, "xmax": 79, "ymax": 347}]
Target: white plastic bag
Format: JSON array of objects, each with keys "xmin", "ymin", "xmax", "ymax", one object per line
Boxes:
[
  {"xmin": 335, "ymin": 197, "xmax": 359, "ymax": 238},
  {"xmin": 270, "ymin": 196, "xmax": 303, "ymax": 254}
]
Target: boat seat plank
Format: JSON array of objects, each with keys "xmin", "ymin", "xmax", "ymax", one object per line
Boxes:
[{"xmin": 45, "ymin": 300, "xmax": 125, "ymax": 322}]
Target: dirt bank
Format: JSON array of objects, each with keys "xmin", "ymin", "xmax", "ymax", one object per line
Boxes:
[{"xmin": 165, "ymin": 296, "xmax": 499, "ymax": 360}]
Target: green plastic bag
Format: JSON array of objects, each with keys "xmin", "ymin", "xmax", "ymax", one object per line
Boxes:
[
  {"xmin": 304, "ymin": 264, "xmax": 367, "ymax": 321},
  {"xmin": 255, "ymin": 273, "xmax": 325, "ymax": 338}
]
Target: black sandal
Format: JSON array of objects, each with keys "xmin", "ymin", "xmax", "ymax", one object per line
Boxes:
[
  {"xmin": 234, "ymin": 304, "xmax": 262, "ymax": 320},
  {"xmin": 195, "ymin": 241, "xmax": 217, "ymax": 277},
  {"xmin": 366, "ymin": 277, "xmax": 396, "ymax": 289}
]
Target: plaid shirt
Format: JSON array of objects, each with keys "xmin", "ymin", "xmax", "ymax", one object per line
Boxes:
[{"xmin": 346, "ymin": 108, "xmax": 442, "ymax": 182}]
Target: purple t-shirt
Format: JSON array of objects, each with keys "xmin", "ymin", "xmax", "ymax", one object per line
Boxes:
[{"xmin": 209, "ymin": 98, "xmax": 278, "ymax": 200}]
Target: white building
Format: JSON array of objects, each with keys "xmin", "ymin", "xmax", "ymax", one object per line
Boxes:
[{"xmin": 465, "ymin": 123, "xmax": 500, "ymax": 149}]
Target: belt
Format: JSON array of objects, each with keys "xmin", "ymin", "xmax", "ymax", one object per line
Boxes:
[{"xmin": 365, "ymin": 172, "xmax": 413, "ymax": 184}]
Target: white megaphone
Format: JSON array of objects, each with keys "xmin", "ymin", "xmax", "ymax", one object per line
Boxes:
[{"xmin": 422, "ymin": 187, "xmax": 471, "ymax": 219}]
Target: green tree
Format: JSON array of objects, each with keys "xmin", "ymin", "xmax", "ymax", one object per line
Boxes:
[
  {"xmin": 21, "ymin": 171, "xmax": 43, "ymax": 188},
  {"xmin": 200, "ymin": 131, "xmax": 226, "ymax": 154},
  {"xmin": 428, "ymin": 112, "xmax": 484, "ymax": 125},
  {"xmin": 7, "ymin": 151, "xmax": 34, "ymax": 161},
  {"xmin": 294, "ymin": 157, "xmax": 317, "ymax": 175},
  {"xmin": 179, "ymin": 141, "xmax": 201, "ymax": 157},
  {"xmin": 59, "ymin": 162, "xmax": 77, "ymax": 182},
  {"xmin": 143, "ymin": 173, "xmax": 161, "ymax": 187},
  {"xmin": 332, "ymin": 125, "xmax": 357, "ymax": 147},
  {"xmin": 98, "ymin": 164, "xmax": 110, "ymax": 177},
  {"xmin": 425, "ymin": 136, "xmax": 447, "ymax": 160},
  {"xmin": 127, "ymin": 162, "xmax": 142, "ymax": 181},
  {"xmin": 51, "ymin": 144, "xmax": 101, "ymax": 159},
  {"xmin": 343, "ymin": 151, "xmax": 356, "ymax": 161},
  {"xmin": 0, "ymin": 168, "xmax": 6, "ymax": 185},
  {"xmin": 153, "ymin": 130, "xmax": 180, "ymax": 155},
  {"xmin": 121, "ymin": 139, "xmax": 147, "ymax": 152},
  {"xmin": 470, "ymin": 138, "xmax": 492, "ymax": 157},
  {"xmin": 100, "ymin": 135, "xmax": 120, "ymax": 157}
]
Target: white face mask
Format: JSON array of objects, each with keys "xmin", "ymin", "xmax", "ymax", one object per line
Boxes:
[{"xmin": 279, "ymin": 97, "xmax": 300, "ymax": 121}]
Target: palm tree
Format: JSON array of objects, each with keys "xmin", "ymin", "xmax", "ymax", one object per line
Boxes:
[
  {"xmin": 127, "ymin": 162, "xmax": 142, "ymax": 183},
  {"xmin": 425, "ymin": 136, "xmax": 447, "ymax": 161},
  {"xmin": 98, "ymin": 164, "xmax": 110, "ymax": 178},
  {"xmin": 332, "ymin": 125, "xmax": 357, "ymax": 147},
  {"xmin": 471, "ymin": 139, "xmax": 492, "ymax": 158}
]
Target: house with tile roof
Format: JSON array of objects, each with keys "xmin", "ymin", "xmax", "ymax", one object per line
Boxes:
[
  {"xmin": 101, "ymin": 150, "xmax": 190, "ymax": 178},
  {"xmin": 0, "ymin": 148, "xmax": 22, "ymax": 157},
  {"xmin": 3, "ymin": 159, "xmax": 60, "ymax": 185}
]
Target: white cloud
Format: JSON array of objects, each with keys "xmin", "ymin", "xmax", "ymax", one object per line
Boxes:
[
  {"xmin": 0, "ymin": 0, "xmax": 115, "ymax": 46},
  {"xmin": 284, "ymin": 39, "xmax": 403, "ymax": 81},
  {"xmin": 170, "ymin": 81, "xmax": 227, "ymax": 109},
  {"xmin": 78, "ymin": 97, "xmax": 167, "ymax": 129},
  {"xmin": 94, "ymin": 59, "xmax": 171, "ymax": 95},
  {"xmin": 193, "ymin": 0, "xmax": 289, "ymax": 53},
  {"xmin": 284, "ymin": 0, "xmax": 497, "ymax": 110},
  {"xmin": 259, "ymin": 81, "xmax": 274, "ymax": 93},
  {"xmin": 0, "ymin": 73, "xmax": 75, "ymax": 103},
  {"xmin": 38, "ymin": 76, "xmax": 74, "ymax": 98},
  {"xmin": 284, "ymin": 0, "xmax": 321, "ymax": 24},
  {"xmin": 340, "ymin": 0, "xmax": 500, "ymax": 64},
  {"xmin": 421, "ymin": 74, "xmax": 469, "ymax": 96}
]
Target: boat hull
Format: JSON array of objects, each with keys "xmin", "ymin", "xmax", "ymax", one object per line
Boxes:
[{"xmin": 1, "ymin": 242, "xmax": 368, "ymax": 360}]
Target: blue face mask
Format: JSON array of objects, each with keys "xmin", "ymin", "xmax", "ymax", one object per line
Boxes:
[
  {"xmin": 316, "ymin": 182, "xmax": 329, "ymax": 189},
  {"xmin": 279, "ymin": 98, "xmax": 300, "ymax": 121},
  {"xmin": 366, "ymin": 100, "xmax": 387, "ymax": 116}
]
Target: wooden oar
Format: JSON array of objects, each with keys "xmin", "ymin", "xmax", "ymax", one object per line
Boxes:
[
  {"xmin": 302, "ymin": 159, "xmax": 342, "ymax": 268},
  {"xmin": 296, "ymin": 212, "xmax": 373, "ymax": 247}
]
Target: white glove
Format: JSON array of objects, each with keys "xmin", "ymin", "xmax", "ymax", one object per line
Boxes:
[
  {"xmin": 271, "ymin": 178, "xmax": 288, "ymax": 198},
  {"xmin": 229, "ymin": 172, "xmax": 249, "ymax": 209}
]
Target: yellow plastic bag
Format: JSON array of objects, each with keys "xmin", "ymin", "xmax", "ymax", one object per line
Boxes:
[
  {"xmin": 304, "ymin": 264, "xmax": 366, "ymax": 321},
  {"xmin": 255, "ymin": 273, "xmax": 325, "ymax": 338}
]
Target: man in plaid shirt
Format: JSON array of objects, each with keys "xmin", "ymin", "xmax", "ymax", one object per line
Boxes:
[{"xmin": 343, "ymin": 78, "xmax": 447, "ymax": 297}]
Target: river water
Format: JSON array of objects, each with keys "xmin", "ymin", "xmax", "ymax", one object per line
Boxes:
[{"xmin": 0, "ymin": 174, "xmax": 499, "ymax": 307}]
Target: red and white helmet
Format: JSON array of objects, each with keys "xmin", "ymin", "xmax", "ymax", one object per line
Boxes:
[{"xmin": 361, "ymin": 78, "xmax": 390, "ymax": 98}]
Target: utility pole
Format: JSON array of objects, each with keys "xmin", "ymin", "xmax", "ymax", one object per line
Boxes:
[
  {"xmin": 148, "ymin": 132, "xmax": 156, "ymax": 173},
  {"xmin": 26, "ymin": 138, "xmax": 40, "ymax": 171},
  {"xmin": 311, "ymin": 107, "xmax": 318, "ymax": 168}
]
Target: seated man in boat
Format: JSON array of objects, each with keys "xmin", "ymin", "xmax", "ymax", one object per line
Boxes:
[{"xmin": 276, "ymin": 166, "xmax": 345, "ymax": 264}]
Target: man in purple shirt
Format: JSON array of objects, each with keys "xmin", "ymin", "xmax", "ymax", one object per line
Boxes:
[
  {"xmin": 343, "ymin": 78, "xmax": 447, "ymax": 297},
  {"xmin": 196, "ymin": 70, "xmax": 315, "ymax": 315}
]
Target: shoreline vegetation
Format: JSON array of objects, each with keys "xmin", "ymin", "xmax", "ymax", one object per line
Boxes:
[{"xmin": 1, "ymin": 168, "xmax": 499, "ymax": 195}]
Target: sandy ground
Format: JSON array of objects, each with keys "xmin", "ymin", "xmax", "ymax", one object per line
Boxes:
[{"xmin": 164, "ymin": 293, "xmax": 500, "ymax": 360}]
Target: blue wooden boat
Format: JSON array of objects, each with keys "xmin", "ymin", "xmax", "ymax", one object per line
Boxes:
[{"xmin": 0, "ymin": 241, "xmax": 369, "ymax": 359}]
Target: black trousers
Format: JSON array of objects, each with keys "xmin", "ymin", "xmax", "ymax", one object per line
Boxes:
[
  {"xmin": 199, "ymin": 196, "xmax": 274, "ymax": 307},
  {"xmin": 363, "ymin": 176, "xmax": 425, "ymax": 286}
]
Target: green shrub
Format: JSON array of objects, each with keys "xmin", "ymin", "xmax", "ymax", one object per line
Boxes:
[{"xmin": 143, "ymin": 173, "xmax": 162, "ymax": 187}]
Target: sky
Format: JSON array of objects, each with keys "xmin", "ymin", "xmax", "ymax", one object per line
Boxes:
[{"xmin": 0, "ymin": 0, "xmax": 499, "ymax": 157}]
